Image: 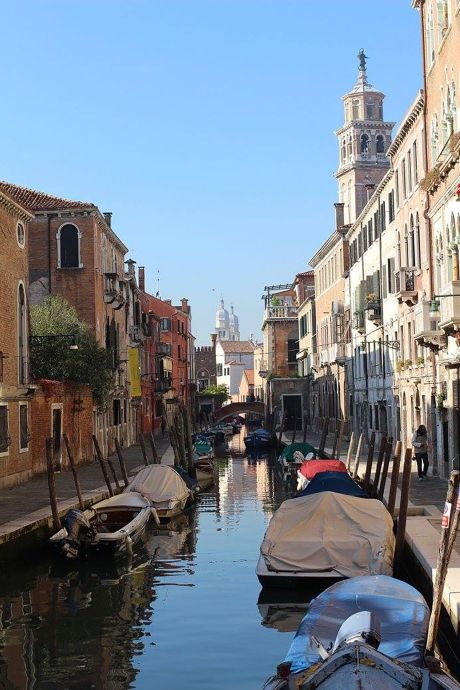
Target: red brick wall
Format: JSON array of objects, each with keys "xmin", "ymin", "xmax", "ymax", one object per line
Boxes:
[{"xmin": 31, "ymin": 380, "xmax": 93, "ymax": 475}]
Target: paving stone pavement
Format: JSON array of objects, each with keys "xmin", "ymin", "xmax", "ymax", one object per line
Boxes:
[{"xmin": 0, "ymin": 436, "xmax": 171, "ymax": 541}]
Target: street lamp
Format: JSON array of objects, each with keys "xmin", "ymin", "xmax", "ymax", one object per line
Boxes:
[
  {"xmin": 429, "ymin": 294, "xmax": 460, "ymax": 320},
  {"xmin": 359, "ymin": 339, "xmax": 400, "ymax": 352}
]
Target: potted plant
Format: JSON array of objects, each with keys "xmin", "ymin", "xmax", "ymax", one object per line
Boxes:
[
  {"xmin": 415, "ymin": 355, "xmax": 425, "ymax": 366},
  {"xmin": 395, "ymin": 359, "xmax": 404, "ymax": 373},
  {"xmin": 437, "ymin": 393, "xmax": 446, "ymax": 410},
  {"xmin": 404, "ymin": 359, "xmax": 413, "ymax": 369}
]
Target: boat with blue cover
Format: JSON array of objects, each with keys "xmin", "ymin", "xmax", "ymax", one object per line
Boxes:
[
  {"xmin": 244, "ymin": 428, "xmax": 275, "ymax": 451},
  {"xmin": 263, "ymin": 575, "xmax": 460, "ymax": 689}
]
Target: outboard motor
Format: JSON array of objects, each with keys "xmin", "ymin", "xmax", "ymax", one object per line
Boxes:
[
  {"xmin": 62, "ymin": 509, "xmax": 91, "ymax": 559},
  {"xmin": 332, "ymin": 611, "xmax": 381, "ymax": 652}
]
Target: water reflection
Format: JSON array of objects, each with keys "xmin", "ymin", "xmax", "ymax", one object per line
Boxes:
[{"xmin": 0, "ymin": 430, "xmax": 296, "ymax": 689}]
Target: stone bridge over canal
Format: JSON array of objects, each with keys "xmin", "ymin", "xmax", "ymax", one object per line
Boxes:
[{"xmin": 214, "ymin": 401, "xmax": 265, "ymax": 422}]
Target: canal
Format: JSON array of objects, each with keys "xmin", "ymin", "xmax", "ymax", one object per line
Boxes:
[{"xmin": 0, "ymin": 431, "xmax": 302, "ymax": 689}]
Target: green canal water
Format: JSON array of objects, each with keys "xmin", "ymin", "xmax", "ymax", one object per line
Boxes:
[{"xmin": 0, "ymin": 433, "xmax": 304, "ymax": 689}]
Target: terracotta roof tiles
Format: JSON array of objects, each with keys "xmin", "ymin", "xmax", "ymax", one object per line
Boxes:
[
  {"xmin": 0, "ymin": 181, "xmax": 95, "ymax": 212},
  {"xmin": 218, "ymin": 340, "xmax": 255, "ymax": 353}
]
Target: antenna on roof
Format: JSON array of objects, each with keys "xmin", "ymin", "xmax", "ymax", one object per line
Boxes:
[{"xmin": 155, "ymin": 270, "xmax": 160, "ymax": 298}]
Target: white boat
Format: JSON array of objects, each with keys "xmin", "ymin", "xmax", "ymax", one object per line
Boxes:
[
  {"xmin": 256, "ymin": 491, "xmax": 394, "ymax": 587},
  {"xmin": 125, "ymin": 465, "xmax": 192, "ymax": 520},
  {"xmin": 49, "ymin": 492, "xmax": 157, "ymax": 559},
  {"xmin": 263, "ymin": 575, "xmax": 460, "ymax": 689}
]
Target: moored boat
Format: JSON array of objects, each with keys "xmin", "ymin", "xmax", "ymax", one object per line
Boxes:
[
  {"xmin": 49, "ymin": 492, "xmax": 157, "ymax": 559},
  {"xmin": 256, "ymin": 488, "xmax": 394, "ymax": 587},
  {"xmin": 244, "ymin": 428, "xmax": 275, "ymax": 452},
  {"xmin": 277, "ymin": 442, "xmax": 318, "ymax": 473},
  {"xmin": 263, "ymin": 575, "xmax": 460, "ymax": 689},
  {"xmin": 125, "ymin": 465, "xmax": 192, "ymax": 520}
]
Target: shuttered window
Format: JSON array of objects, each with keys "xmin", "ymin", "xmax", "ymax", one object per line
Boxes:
[{"xmin": 0, "ymin": 406, "xmax": 9, "ymax": 454}]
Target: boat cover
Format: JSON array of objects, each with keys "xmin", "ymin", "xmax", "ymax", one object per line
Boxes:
[
  {"xmin": 94, "ymin": 493, "xmax": 151, "ymax": 511},
  {"xmin": 280, "ymin": 442, "xmax": 318, "ymax": 461},
  {"xmin": 300, "ymin": 471, "xmax": 369, "ymax": 498},
  {"xmin": 299, "ymin": 459, "xmax": 347, "ymax": 480},
  {"xmin": 260, "ymin": 492, "xmax": 394, "ymax": 578},
  {"xmin": 285, "ymin": 575, "xmax": 429, "ymax": 673},
  {"xmin": 125, "ymin": 465, "xmax": 191, "ymax": 509}
]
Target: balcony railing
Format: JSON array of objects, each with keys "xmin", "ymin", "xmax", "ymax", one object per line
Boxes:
[
  {"xmin": 439, "ymin": 280, "xmax": 460, "ymax": 332},
  {"xmin": 129, "ymin": 325, "xmax": 145, "ymax": 343},
  {"xmin": 264, "ymin": 306, "xmax": 297, "ymax": 320},
  {"xmin": 395, "ymin": 267, "xmax": 418, "ymax": 304},
  {"xmin": 156, "ymin": 342, "xmax": 172, "ymax": 356},
  {"xmin": 414, "ymin": 301, "xmax": 447, "ymax": 351}
]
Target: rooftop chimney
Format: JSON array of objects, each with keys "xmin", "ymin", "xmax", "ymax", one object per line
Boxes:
[
  {"xmin": 165, "ymin": 299, "xmax": 172, "ymax": 305},
  {"xmin": 181, "ymin": 297, "xmax": 189, "ymax": 313},
  {"xmin": 138, "ymin": 266, "xmax": 145, "ymax": 291},
  {"xmin": 103, "ymin": 212, "xmax": 112, "ymax": 228},
  {"xmin": 334, "ymin": 203, "xmax": 345, "ymax": 230}
]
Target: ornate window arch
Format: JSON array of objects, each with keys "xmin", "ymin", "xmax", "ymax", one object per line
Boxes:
[
  {"xmin": 347, "ymin": 134, "xmax": 353, "ymax": 159},
  {"xmin": 360, "ymin": 132, "xmax": 370, "ymax": 153},
  {"xmin": 56, "ymin": 223, "xmax": 82, "ymax": 269}
]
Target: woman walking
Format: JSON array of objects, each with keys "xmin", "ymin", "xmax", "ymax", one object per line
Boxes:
[{"xmin": 412, "ymin": 424, "xmax": 429, "ymax": 480}]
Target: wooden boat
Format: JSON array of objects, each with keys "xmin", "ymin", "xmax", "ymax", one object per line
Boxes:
[
  {"xmin": 277, "ymin": 442, "xmax": 318, "ymax": 473},
  {"xmin": 256, "ymin": 478, "xmax": 394, "ymax": 586},
  {"xmin": 244, "ymin": 428, "xmax": 275, "ymax": 451},
  {"xmin": 49, "ymin": 492, "xmax": 158, "ymax": 559},
  {"xmin": 263, "ymin": 575, "xmax": 460, "ymax": 689},
  {"xmin": 125, "ymin": 465, "xmax": 192, "ymax": 520},
  {"xmin": 193, "ymin": 457, "xmax": 215, "ymax": 489},
  {"xmin": 193, "ymin": 438, "xmax": 214, "ymax": 461}
]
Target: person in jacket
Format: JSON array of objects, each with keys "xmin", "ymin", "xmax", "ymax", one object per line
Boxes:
[{"xmin": 412, "ymin": 424, "xmax": 429, "ymax": 480}]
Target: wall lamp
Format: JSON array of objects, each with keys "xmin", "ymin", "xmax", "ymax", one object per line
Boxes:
[
  {"xmin": 359, "ymin": 339, "xmax": 400, "ymax": 352},
  {"xmin": 429, "ymin": 295, "xmax": 460, "ymax": 319}
]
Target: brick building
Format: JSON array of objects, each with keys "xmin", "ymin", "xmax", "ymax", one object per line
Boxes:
[
  {"xmin": 195, "ymin": 334, "xmax": 217, "ymax": 392},
  {"xmin": 0, "ymin": 187, "xmax": 34, "ymax": 487},
  {"xmin": 0, "ymin": 182, "xmax": 134, "ymax": 457}
]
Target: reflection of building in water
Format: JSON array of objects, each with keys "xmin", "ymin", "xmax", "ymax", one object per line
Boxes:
[{"xmin": 0, "ymin": 557, "xmax": 160, "ymax": 690}]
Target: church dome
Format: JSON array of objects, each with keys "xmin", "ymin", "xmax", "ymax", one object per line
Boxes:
[
  {"xmin": 215, "ymin": 299, "xmax": 229, "ymax": 329},
  {"xmin": 229, "ymin": 305, "xmax": 239, "ymax": 326}
]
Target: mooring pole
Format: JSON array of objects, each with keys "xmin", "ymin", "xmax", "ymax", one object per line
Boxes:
[
  {"xmin": 378, "ymin": 436, "xmax": 393, "ymax": 501},
  {"xmin": 139, "ymin": 434, "xmax": 150, "ymax": 467},
  {"xmin": 373, "ymin": 434, "xmax": 388, "ymax": 497},
  {"xmin": 148, "ymin": 432, "xmax": 160, "ymax": 465},
  {"xmin": 92, "ymin": 435, "xmax": 114, "ymax": 497},
  {"xmin": 114, "ymin": 438, "xmax": 130, "ymax": 487},
  {"xmin": 352, "ymin": 433, "xmax": 364, "ymax": 479},
  {"xmin": 363, "ymin": 431, "xmax": 376, "ymax": 491},
  {"xmin": 387, "ymin": 441, "xmax": 402, "ymax": 517},
  {"xmin": 346, "ymin": 431, "xmax": 355, "ymax": 472},
  {"xmin": 63, "ymin": 433, "xmax": 84, "ymax": 510},
  {"xmin": 394, "ymin": 448, "xmax": 413, "ymax": 569},
  {"xmin": 318, "ymin": 417, "xmax": 329, "ymax": 457},
  {"xmin": 46, "ymin": 438, "xmax": 61, "ymax": 531},
  {"xmin": 426, "ymin": 470, "xmax": 460, "ymax": 657}
]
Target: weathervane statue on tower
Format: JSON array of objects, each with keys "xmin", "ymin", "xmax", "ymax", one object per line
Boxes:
[{"xmin": 358, "ymin": 48, "xmax": 368, "ymax": 72}]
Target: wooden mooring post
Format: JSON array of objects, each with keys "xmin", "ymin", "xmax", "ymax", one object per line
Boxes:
[
  {"xmin": 394, "ymin": 448, "xmax": 413, "ymax": 569},
  {"xmin": 318, "ymin": 418, "xmax": 329, "ymax": 457},
  {"xmin": 373, "ymin": 434, "xmax": 388, "ymax": 496},
  {"xmin": 363, "ymin": 431, "xmax": 376, "ymax": 491},
  {"xmin": 352, "ymin": 433, "xmax": 364, "ymax": 479},
  {"xmin": 387, "ymin": 441, "xmax": 402, "ymax": 517},
  {"xmin": 426, "ymin": 470, "xmax": 460, "ymax": 657},
  {"xmin": 277, "ymin": 413, "xmax": 286, "ymax": 449},
  {"xmin": 180, "ymin": 401, "xmax": 196, "ymax": 478},
  {"xmin": 92, "ymin": 435, "xmax": 114, "ymax": 497},
  {"xmin": 378, "ymin": 436, "xmax": 393, "ymax": 501},
  {"xmin": 302, "ymin": 414, "xmax": 308, "ymax": 443},
  {"xmin": 114, "ymin": 438, "xmax": 130, "ymax": 487},
  {"xmin": 333, "ymin": 420, "xmax": 346, "ymax": 461},
  {"xmin": 148, "ymin": 432, "xmax": 160, "ymax": 465},
  {"xmin": 346, "ymin": 431, "xmax": 355, "ymax": 472},
  {"xmin": 46, "ymin": 438, "xmax": 61, "ymax": 531},
  {"xmin": 139, "ymin": 434, "xmax": 150, "ymax": 467},
  {"xmin": 63, "ymin": 433, "xmax": 84, "ymax": 510}
]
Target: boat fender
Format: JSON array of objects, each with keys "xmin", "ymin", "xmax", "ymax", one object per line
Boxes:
[
  {"xmin": 125, "ymin": 535, "xmax": 133, "ymax": 557},
  {"xmin": 150, "ymin": 507, "xmax": 160, "ymax": 525}
]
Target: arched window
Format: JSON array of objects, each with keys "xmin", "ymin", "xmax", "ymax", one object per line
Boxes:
[
  {"xmin": 18, "ymin": 283, "xmax": 27, "ymax": 384},
  {"xmin": 426, "ymin": 4, "xmax": 435, "ymax": 67},
  {"xmin": 396, "ymin": 230, "xmax": 401, "ymax": 268},
  {"xmin": 341, "ymin": 138, "xmax": 346, "ymax": 162},
  {"xmin": 415, "ymin": 212, "xmax": 421, "ymax": 269},
  {"xmin": 431, "ymin": 114, "xmax": 439, "ymax": 163},
  {"xmin": 376, "ymin": 135, "xmax": 385, "ymax": 154},
  {"xmin": 409, "ymin": 215, "xmax": 415, "ymax": 266},
  {"xmin": 404, "ymin": 224, "xmax": 409, "ymax": 266},
  {"xmin": 437, "ymin": 0, "xmax": 449, "ymax": 42},
  {"xmin": 446, "ymin": 225, "xmax": 453, "ymax": 281},
  {"xmin": 347, "ymin": 135, "xmax": 353, "ymax": 159},
  {"xmin": 352, "ymin": 99, "xmax": 360, "ymax": 119},
  {"xmin": 360, "ymin": 133, "xmax": 369, "ymax": 153},
  {"xmin": 57, "ymin": 224, "xmax": 81, "ymax": 268}
]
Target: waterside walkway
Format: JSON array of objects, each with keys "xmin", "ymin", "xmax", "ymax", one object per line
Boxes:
[{"xmin": 0, "ymin": 437, "xmax": 171, "ymax": 550}]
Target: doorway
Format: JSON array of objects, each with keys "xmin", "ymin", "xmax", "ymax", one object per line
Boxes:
[
  {"xmin": 51, "ymin": 405, "xmax": 63, "ymax": 471},
  {"xmin": 282, "ymin": 394, "xmax": 302, "ymax": 431}
]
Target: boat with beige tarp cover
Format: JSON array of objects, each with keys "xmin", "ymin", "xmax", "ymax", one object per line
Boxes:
[{"xmin": 256, "ymin": 491, "xmax": 394, "ymax": 587}]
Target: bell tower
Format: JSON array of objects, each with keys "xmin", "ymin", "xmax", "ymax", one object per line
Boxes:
[{"xmin": 335, "ymin": 50, "xmax": 395, "ymax": 224}]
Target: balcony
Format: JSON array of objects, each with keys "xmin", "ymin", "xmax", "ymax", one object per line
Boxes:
[
  {"xmin": 154, "ymin": 377, "xmax": 172, "ymax": 392},
  {"xmin": 414, "ymin": 301, "xmax": 446, "ymax": 352},
  {"xmin": 395, "ymin": 267, "xmax": 418, "ymax": 305},
  {"xmin": 264, "ymin": 305, "xmax": 297, "ymax": 321},
  {"xmin": 129, "ymin": 325, "xmax": 145, "ymax": 343},
  {"xmin": 104, "ymin": 273, "xmax": 125, "ymax": 310},
  {"xmin": 364, "ymin": 299, "xmax": 382, "ymax": 325},
  {"xmin": 156, "ymin": 342, "xmax": 172, "ymax": 356},
  {"xmin": 438, "ymin": 280, "xmax": 460, "ymax": 333}
]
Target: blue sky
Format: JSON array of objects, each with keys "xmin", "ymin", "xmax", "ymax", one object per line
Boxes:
[{"xmin": 1, "ymin": 1, "xmax": 421, "ymax": 344}]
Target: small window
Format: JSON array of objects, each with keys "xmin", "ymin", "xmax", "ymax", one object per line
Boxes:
[
  {"xmin": 19, "ymin": 404, "xmax": 29, "ymax": 450},
  {"xmin": 17, "ymin": 223, "xmax": 25, "ymax": 248},
  {"xmin": 0, "ymin": 406, "xmax": 9, "ymax": 454},
  {"xmin": 376, "ymin": 135, "xmax": 385, "ymax": 154},
  {"xmin": 113, "ymin": 399, "xmax": 121, "ymax": 426},
  {"xmin": 160, "ymin": 318, "xmax": 171, "ymax": 331}
]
